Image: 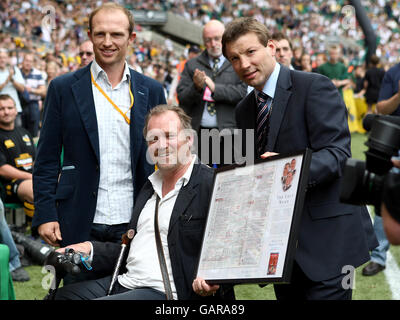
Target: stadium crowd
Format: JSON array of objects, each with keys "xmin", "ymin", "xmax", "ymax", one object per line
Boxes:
[
  {"xmin": 0, "ymin": 0, "xmax": 400, "ymax": 106},
  {"xmin": 0, "ymin": 0, "xmax": 398, "ymax": 297}
]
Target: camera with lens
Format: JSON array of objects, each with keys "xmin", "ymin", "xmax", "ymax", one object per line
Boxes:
[
  {"xmin": 43, "ymin": 248, "xmax": 92, "ymax": 300},
  {"xmin": 45, "ymin": 247, "xmax": 92, "ymax": 277},
  {"xmin": 340, "ymin": 114, "xmax": 400, "ymax": 217}
]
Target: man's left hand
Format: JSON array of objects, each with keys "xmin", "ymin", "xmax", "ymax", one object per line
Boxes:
[
  {"xmin": 260, "ymin": 152, "xmax": 279, "ymax": 159},
  {"xmin": 192, "ymin": 277, "xmax": 219, "ymax": 297}
]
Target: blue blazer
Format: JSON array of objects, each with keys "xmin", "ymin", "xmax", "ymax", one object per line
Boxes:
[
  {"xmin": 32, "ymin": 64, "xmax": 166, "ymax": 246},
  {"xmin": 236, "ymin": 66, "xmax": 378, "ymax": 282}
]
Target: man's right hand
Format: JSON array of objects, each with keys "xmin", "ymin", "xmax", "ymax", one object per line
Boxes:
[
  {"xmin": 193, "ymin": 69, "xmax": 206, "ymax": 90},
  {"xmin": 56, "ymin": 242, "xmax": 92, "ymax": 256},
  {"xmin": 38, "ymin": 221, "xmax": 62, "ymax": 246}
]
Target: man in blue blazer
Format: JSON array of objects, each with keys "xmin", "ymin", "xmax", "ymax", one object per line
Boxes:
[
  {"xmin": 32, "ymin": 3, "xmax": 166, "ymax": 248},
  {"xmin": 222, "ymin": 18, "xmax": 377, "ymax": 300}
]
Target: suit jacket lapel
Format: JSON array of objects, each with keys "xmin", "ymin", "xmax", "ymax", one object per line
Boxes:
[
  {"xmin": 243, "ymin": 91, "xmax": 257, "ymax": 130},
  {"xmin": 168, "ymin": 164, "xmax": 200, "ymax": 233},
  {"xmin": 71, "ymin": 65, "xmax": 100, "ymax": 163},
  {"xmin": 215, "ymin": 60, "xmax": 231, "ymax": 76},
  {"xmin": 267, "ymin": 66, "xmax": 292, "ymax": 151},
  {"xmin": 127, "ymin": 164, "xmax": 201, "ymax": 233},
  {"xmin": 129, "ymin": 70, "xmax": 148, "ymax": 169}
]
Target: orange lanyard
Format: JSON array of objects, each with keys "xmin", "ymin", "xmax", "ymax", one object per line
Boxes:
[{"xmin": 91, "ymin": 71, "xmax": 134, "ymax": 125}]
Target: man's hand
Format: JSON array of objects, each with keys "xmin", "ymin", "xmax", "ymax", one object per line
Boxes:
[
  {"xmin": 8, "ymin": 66, "xmax": 14, "ymax": 77},
  {"xmin": 260, "ymin": 152, "xmax": 279, "ymax": 159},
  {"xmin": 56, "ymin": 241, "xmax": 92, "ymax": 256},
  {"xmin": 193, "ymin": 69, "xmax": 206, "ymax": 90},
  {"xmin": 204, "ymin": 76, "xmax": 215, "ymax": 92},
  {"xmin": 38, "ymin": 221, "xmax": 62, "ymax": 246},
  {"xmin": 192, "ymin": 277, "xmax": 220, "ymax": 297}
]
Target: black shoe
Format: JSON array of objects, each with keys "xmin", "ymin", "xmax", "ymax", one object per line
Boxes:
[
  {"xmin": 11, "ymin": 267, "xmax": 30, "ymax": 282},
  {"xmin": 20, "ymin": 255, "xmax": 33, "ymax": 267},
  {"xmin": 362, "ymin": 261, "xmax": 385, "ymax": 276}
]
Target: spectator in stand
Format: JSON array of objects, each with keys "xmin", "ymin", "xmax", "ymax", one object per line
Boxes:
[
  {"xmin": 313, "ymin": 52, "xmax": 327, "ymax": 72},
  {"xmin": 127, "ymin": 54, "xmax": 143, "ymax": 74},
  {"xmin": 364, "ymin": 55, "xmax": 385, "ymax": 114},
  {"xmin": 3, "ymin": 0, "xmax": 400, "ymax": 71},
  {"xmin": 0, "ymin": 198, "xmax": 30, "ymax": 282},
  {"xmin": 0, "ymin": 94, "xmax": 35, "ymax": 218},
  {"xmin": 351, "ymin": 65, "xmax": 366, "ymax": 98},
  {"xmin": 300, "ymin": 53, "xmax": 313, "ymax": 73},
  {"xmin": 19, "ymin": 53, "xmax": 46, "ymax": 138},
  {"xmin": 177, "ymin": 19, "xmax": 247, "ymax": 167},
  {"xmin": 45, "ymin": 61, "xmax": 60, "ymax": 87},
  {"xmin": 272, "ymin": 32, "xmax": 294, "ymax": 69},
  {"xmin": 0, "ymin": 48, "xmax": 25, "ymax": 127},
  {"xmin": 168, "ymin": 45, "xmax": 201, "ymax": 105},
  {"xmin": 78, "ymin": 40, "xmax": 94, "ymax": 68},
  {"xmin": 318, "ymin": 45, "xmax": 350, "ymax": 96},
  {"xmin": 292, "ymin": 46, "xmax": 303, "ymax": 70}
]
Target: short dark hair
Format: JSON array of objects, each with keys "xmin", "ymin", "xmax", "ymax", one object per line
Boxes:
[
  {"xmin": 271, "ymin": 32, "xmax": 293, "ymax": 50},
  {"xmin": 222, "ymin": 17, "xmax": 270, "ymax": 58},
  {"xmin": 0, "ymin": 94, "xmax": 16, "ymax": 106},
  {"xmin": 369, "ymin": 54, "xmax": 380, "ymax": 66},
  {"xmin": 89, "ymin": 3, "xmax": 135, "ymax": 35}
]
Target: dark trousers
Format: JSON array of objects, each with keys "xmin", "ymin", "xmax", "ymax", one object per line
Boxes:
[
  {"xmin": 89, "ymin": 223, "xmax": 128, "ymax": 243},
  {"xmin": 273, "ymin": 262, "xmax": 353, "ymax": 300},
  {"xmin": 63, "ymin": 223, "xmax": 128, "ymax": 285},
  {"xmin": 55, "ymin": 275, "xmax": 166, "ymax": 300},
  {"xmin": 22, "ymin": 102, "xmax": 40, "ymax": 138}
]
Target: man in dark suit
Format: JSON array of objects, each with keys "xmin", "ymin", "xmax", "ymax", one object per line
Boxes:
[
  {"xmin": 32, "ymin": 3, "xmax": 166, "ymax": 248},
  {"xmin": 51, "ymin": 105, "xmax": 233, "ymax": 300},
  {"xmin": 222, "ymin": 18, "xmax": 377, "ymax": 300},
  {"xmin": 177, "ymin": 20, "xmax": 247, "ymax": 167}
]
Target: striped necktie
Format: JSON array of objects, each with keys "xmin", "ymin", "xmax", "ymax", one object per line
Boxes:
[
  {"xmin": 256, "ymin": 91, "xmax": 272, "ymax": 156},
  {"xmin": 207, "ymin": 58, "xmax": 220, "ymax": 116}
]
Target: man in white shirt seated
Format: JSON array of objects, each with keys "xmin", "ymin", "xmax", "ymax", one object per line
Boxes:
[{"xmin": 52, "ymin": 105, "xmax": 233, "ymax": 300}]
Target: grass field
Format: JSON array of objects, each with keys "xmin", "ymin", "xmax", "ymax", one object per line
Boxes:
[{"xmin": 12, "ymin": 132, "xmax": 400, "ymax": 300}]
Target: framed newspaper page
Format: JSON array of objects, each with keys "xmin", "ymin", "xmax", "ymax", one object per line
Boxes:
[{"xmin": 196, "ymin": 149, "xmax": 312, "ymax": 284}]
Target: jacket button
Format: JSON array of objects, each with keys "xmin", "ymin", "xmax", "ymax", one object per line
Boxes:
[{"xmin": 92, "ymin": 191, "xmax": 97, "ymax": 197}]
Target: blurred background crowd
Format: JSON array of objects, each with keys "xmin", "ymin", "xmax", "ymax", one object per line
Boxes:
[
  {"xmin": 0, "ymin": 0, "xmax": 399, "ymax": 115},
  {"xmin": 0, "ymin": 0, "xmax": 399, "ymax": 290}
]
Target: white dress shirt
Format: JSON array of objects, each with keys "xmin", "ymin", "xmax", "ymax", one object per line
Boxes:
[
  {"xmin": 117, "ymin": 155, "xmax": 196, "ymax": 300},
  {"xmin": 91, "ymin": 60, "xmax": 134, "ymax": 225}
]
